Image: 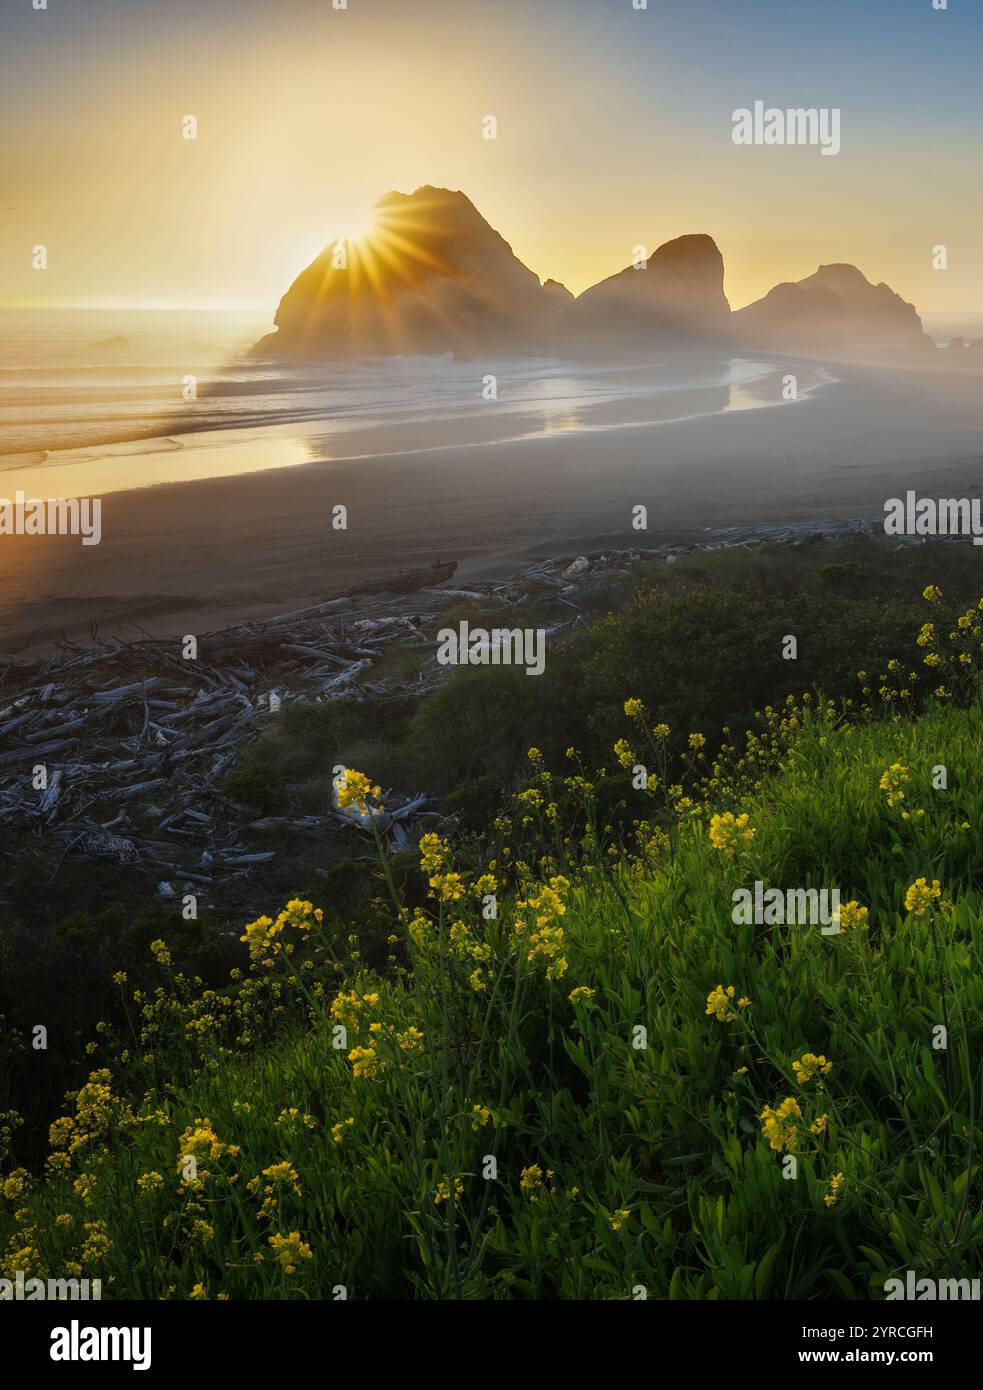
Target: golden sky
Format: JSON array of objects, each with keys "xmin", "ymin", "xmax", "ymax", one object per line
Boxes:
[{"xmin": 3, "ymin": 0, "xmax": 980, "ymax": 316}]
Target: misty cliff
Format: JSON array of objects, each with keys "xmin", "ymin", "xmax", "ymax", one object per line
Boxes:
[
  {"xmin": 733, "ymin": 264, "xmax": 929, "ymax": 350},
  {"xmin": 564, "ymin": 234, "xmax": 732, "ymax": 356}
]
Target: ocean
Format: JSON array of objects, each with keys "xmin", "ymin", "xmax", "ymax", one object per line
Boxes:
[
  {"xmin": 0, "ymin": 308, "xmax": 823, "ymax": 500},
  {"xmin": 921, "ymin": 313, "xmax": 983, "ymax": 349}
]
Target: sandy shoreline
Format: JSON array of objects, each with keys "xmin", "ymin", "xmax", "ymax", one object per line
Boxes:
[{"xmin": 1, "ymin": 356, "xmax": 982, "ymax": 651}]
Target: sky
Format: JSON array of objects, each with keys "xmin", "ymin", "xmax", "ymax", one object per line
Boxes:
[{"xmin": 1, "ymin": 0, "xmax": 981, "ymax": 315}]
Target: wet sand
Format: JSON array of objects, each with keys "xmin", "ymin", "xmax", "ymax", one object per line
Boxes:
[{"xmin": 1, "ymin": 357, "xmax": 981, "ymax": 652}]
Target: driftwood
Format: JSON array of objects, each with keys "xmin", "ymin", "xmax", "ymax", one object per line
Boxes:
[
  {"xmin": 344, "ymin": 559, "xmax": 457, "ymax": 597},
  {"xmin": 0, "ymin": 560, "xmax": 484, "ymax": 884},
  {"xmin": 0, "ymin": 544, "xmax": 680, "ymax": 886}
]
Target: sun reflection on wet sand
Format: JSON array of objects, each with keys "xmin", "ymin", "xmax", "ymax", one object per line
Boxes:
[{"xmin": 0, "ymin": 428, "xmax": 317, "ymax": 501}]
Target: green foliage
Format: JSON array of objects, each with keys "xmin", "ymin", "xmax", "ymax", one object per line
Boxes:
[
  {"xmin": 3, "ymin": 558, "xmax": 982, "ymax": 1300},
  {"xmin": 3, "ymin": 673, "xmax": 981, "ymax": 1299},
  {"xmin": 221, "ymin": 756, "xmax": 284, "ymax": 814}
]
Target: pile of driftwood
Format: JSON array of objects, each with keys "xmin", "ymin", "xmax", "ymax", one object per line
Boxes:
[
  {"xmin": 0, "ymin": 547, "xmax": 671, "ymax": 892},
  {"xmin": 0, "ymin": 565, "xmax": 486, "ymax": 890}
]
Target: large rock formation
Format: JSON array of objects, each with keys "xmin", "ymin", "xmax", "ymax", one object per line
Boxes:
[
  {"xmin": 733, "ymin": 264, "xmax": 928, "ymax": 349},
  {"xmin": 564, "ymin": 234, "xmax": 732, "ymax": 356},
  {"xmin": 254, "ymin": 189, "xmax": 731, "ymax": 360},
  {"xmin": 253, "ymin": 186, "xmax": 571, "ymax": 358}
]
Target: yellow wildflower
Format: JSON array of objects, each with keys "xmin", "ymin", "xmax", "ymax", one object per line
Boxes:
[
  {"xmin": 434, "ymin": 1177, "xmax": 464, "ymax": 1206},
  {"xmin": 904, "ymin": 877, "xmax": 942, "ymax": 915},
  {"xmin": 759, "ymin": 1097, "xmax": 802, "ymax": 1153},
  {"xmin": 824, "ymin": 1172, "xmax": 845, "ymax": 1208},
  {"xmin": 708, "ymin": 811, "xmax": 756, "ymax": 856},
  {"xmin": 335, "ymin": 768, "xmax": 381, "ymax": 812},
  {"xmin": 268, "ymin": 1231, "xmax": 313, "ymax": 1273},
  {"xmin": 792, "ymin": 1052, "xmax": 832, "ymax": 1086}
]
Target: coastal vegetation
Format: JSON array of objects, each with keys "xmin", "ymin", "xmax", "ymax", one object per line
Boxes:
[{"xmin": 2, "ymin": 559, "xmax": 981, "ymax": 1299}]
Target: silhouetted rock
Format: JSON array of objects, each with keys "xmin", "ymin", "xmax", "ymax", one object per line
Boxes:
[
  {"xmin": 253, "ymin": 186, "xmax": 569, "ymax": 358},
  {"xmin": 254, "ymin": 194, "xmax": 731, "ymax": 360},
  {"xmin": 734, "ymin": 263, "xmax": 923, "ymax": 349},
  {"xmin": 732, "ymin": 281, "xmax": 845, "ymax": 350},
  {"xmin": 543, "ymin": 278, "xmax": 574, "ymax": 304},
  {"xmin": 564, "ymin": 234, "xmax": 732, "ymax": 357}
]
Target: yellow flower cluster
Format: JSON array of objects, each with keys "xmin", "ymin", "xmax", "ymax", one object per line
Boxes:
[
  {"xmin": 335, "ymin": 768, "xmax": 382, "ymax": 812},
  {"xmin": 240, "ymin": 899, "xmax": 322, "ymax": 961},
  {"xmin": 176, "ymin": 1118, "xmax": 236, "ymax": 1182},
  {"xmin": 878, "ymin": 763, "xmax": 910, "ymax": 808},
  {"xmin": 904, "ymin": 877, "xmax": 942, "ymax": 915},
  {"xmin": 835, "ymin": 900, "xmax": 869, "ymax": 931},
  {"xmin": 429, "ymin": 870, "xmax": 465, "ymax": 903},
  {"xmin": 418, "ymin": 832, "xmax": 449, "ymax": 874},
  {"xmin": 708, "ymin": 811, "xmax": 756, "ymax": 856},
  {"xmin": 705, "ymin": 984, "xmax": 749, "ymax": 1022},
  {"xmin": 522, "ymin": 876, "xmax": 572, "ymax": 980},
  {"xmin": 276, "ymin": 1108, "xmax": 316, "ymax": 1131},
  {"xmin": 448, "ymin": 920, "xmax": 492, "ymax": 993},
  {"xmin": 519, "ymin": 1164, "xmax": 545, "ymax": 1199},
  {"xmin": 268, "ymin": 1230, "xmax": 313, "ymax": 1272},
  {"xmin": 330, "ymin": 989, "xmax": 380, "ymax": 1033},
  {"xmin": 792, "ymin": 1052, "xmax": 832, "ymax": 1086},
  {"xmin": 80, "ymin": 1220, "xmax": 111, "ymax": 1265},
  {"xmin": 48, "ymin": 1070, "xmax": 122, "ymax": 1157},
  {"xmin": 434, "ymin": 1177, "xmax": 464, "ymax": 1206},
  {"xmin": 824, "ymin": 1172, "xmax": 845, "ymax": 1208},
  {"xmin": 396, "ymin": 1025, "xmax": 425, "ymax": 1052},
  {"xmin": 759, "ymin": 1097, "xmax": 802, "ymax": 1153},
  {"xmin": 613, "ymin": 738, "xmax": 635, "ymax": 770},
  {"xmin": 1, "ymin": 1169, "xmax": 29, "ymax": 1202}
]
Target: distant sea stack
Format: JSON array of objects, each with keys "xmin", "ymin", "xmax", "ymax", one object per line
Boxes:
[
  {"xmin": 253, "ymin": 186, "xmax": 571, "ymax": 359},
  {"xmin": 564, "ymin": 234, "xmax": 732, "ymax": 356},
  {"xmin": 733, "ymin": 264, "xmax": 930, "ymax": 350}
]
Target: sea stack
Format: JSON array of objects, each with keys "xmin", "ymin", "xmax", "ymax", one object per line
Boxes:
[
  {"xmin": 564, "ymin": 234, "xmax": 732, "ymax": 357},
  {"xmin": 733, "ymin": 263, "xmax": 928, "ymax": 349},
  {"xmin": 252, "ymin": 186, "xmax": 571, "ymax": 359}
]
